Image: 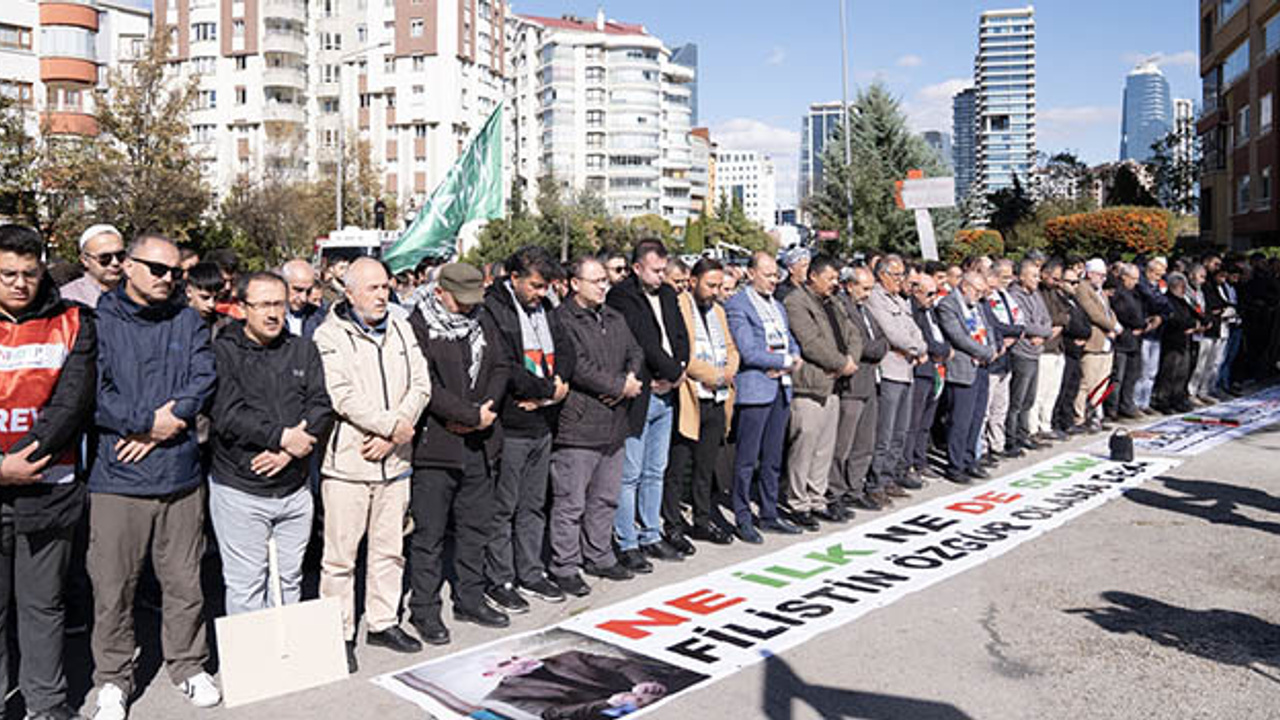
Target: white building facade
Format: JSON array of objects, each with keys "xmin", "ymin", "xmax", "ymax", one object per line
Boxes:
[{"xmin": 716, "ymin": 149, "xmax": 776, "ymax": 230}]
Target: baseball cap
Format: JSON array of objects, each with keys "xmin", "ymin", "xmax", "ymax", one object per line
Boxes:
[{"xmin": 438, "ymin": 262, "xmax": 484, "ymax": 305}]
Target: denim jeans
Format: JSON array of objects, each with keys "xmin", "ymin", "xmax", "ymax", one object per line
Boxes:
[
  {"xmin": 1135, "ymin": 338, "xmax": 1161, "ymax": 409},
  {"xmin": 615, "ymin": 392, "xmax": 673, "ymax": 550}
]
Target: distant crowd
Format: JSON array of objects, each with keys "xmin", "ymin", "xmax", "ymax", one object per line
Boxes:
[{"xmin": 1, "ymin": 219, "xmax": 1278, "ymax": 720}]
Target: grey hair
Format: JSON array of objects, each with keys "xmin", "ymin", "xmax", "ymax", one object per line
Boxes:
[{"xmin": 1165, "ymin": 271, "xmax": 1187, "ymax": 290}]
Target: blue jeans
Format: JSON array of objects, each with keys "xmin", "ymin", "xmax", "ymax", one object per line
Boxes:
[
  {"xmin": 1218, "ymin": 326, "xmax": 1242, "ymax": 392},
  {"xmin": 1135, "ymin": 338, "xmax": 1161, "ymax": 409},
  {"xmin": 615, "ymin": 392, "xmax": 673, "ymax": 550},
  {"xmin": 732, "ymin": 390, "xmax": 790, "ymax": 525}
]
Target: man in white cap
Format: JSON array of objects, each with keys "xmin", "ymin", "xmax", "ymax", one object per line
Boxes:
[
  {"xmin": 1074, "ymin": 258, "xmax": 1119, "ymax": 431},
  {"xmin": 61, "ymin": 224, "xmax": 125, "ymax": 308}
]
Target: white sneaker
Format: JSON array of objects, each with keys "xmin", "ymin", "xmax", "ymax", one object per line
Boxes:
[
  {"xmin": 92, "ymin": 683, "xmax": 127, "ymax": 720},
  {"xmin": 179, "ymin": 672, "xmax": 222, "ymax": 708}
]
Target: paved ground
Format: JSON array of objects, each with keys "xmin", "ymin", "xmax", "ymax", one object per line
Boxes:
[{"xmin": 68, "ymin": 406, "xmax": 1280, "ymax": 719}]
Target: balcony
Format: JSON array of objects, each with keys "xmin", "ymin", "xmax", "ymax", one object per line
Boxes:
[
  {"xmin": 263, "ymin": 101, "xmax": 305, "ymax": 124},
  {"xmin": 261, "ymin": 0, "xmax": 306, "ymax": 23},
  {"xmin": 262, "ymin": 66, "xmax": 307, "ymax": 89},
  {"xmin": 262, "ymin": 32, "xmax": 306, "ymax": 56}
]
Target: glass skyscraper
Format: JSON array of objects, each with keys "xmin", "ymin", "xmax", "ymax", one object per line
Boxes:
[
  {"xmin": 798, "ymin": 101, "xmax": 846, "ymax": 207},
  {"xmin": 953, "ymin": 87, "xmax": 977, "ymax": 202},
  {"xmin": 1120, "ymin": 62, "xmax": 1173, "ymax": 162},
  {"xmin": 974, "ymin": 6, "xmax": 1036, "ymax": 197}
]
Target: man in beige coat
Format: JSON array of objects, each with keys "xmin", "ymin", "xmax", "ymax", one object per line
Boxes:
[
  {"xmin": 1074, "ymin": 258, "xmax": 1119, "ymax": 431},
  {"xmin": 314, "ymin": 258, "xmax": 432, "ymax": 673}
]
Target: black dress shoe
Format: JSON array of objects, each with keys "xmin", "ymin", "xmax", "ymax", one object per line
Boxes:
[
  {"xmin": 641, "ymin": 539, "xmax": 683, "ymax": 562},
  {"xmin": 550, "ymin": 572, "xmax": 591, "ymax": 598},
  {"xmin": 664, "ymin": 532, "xmax": 697, "ymax": 557},
  {"xmin": 518, "ymin": 576, "xmax": 566, "ymax": 603},
  {"xmin": 618, "ymin": 548, "xmax": 654, "ymax": 574},
  {"xmin": 852, "ymin": 491, "xmax": 885, "ymax": 511},
  {"xmin": 689, "ymin": 523, "xmax": 734, "ymax": 545},
  {"xmin": 736, "ymin": 521, "xmax": 763, "ymax": 544},
  {"xmin": 455, "ymin": 603, "xmax": 510, "ymax": 629},
  {"xmin": 412, "ymin": 619, "xmax": 451, "ymax": 646},
  {"xmin": 366, "ymin": 625, "xmax": 423, "ymax": 653},
  {"xmin": 919, "ymin": 465, "xmax": 943, "ymax": 480},
  {"xmin": 791, "ymin": 512, "xmax": 820, "ymax": 531},
  {"xmin": 980, "ymin": 453, "xmax": 999, "ymax": 468},
  {"xmin": 584, "ymin": 561, "xmax": 634, "ymax": 582},
  {"xmin": 485, "ymin": 583, "xmax": 530, "ymax": 614},
  {"xmin": 759, "ymin": 517, "xmax": 802, "ymax": 534},
  {"xmin": 897, "ymin": 474, "xmax": 924, "ymax": 490},
  {"xmin": 965, "ymin": 467, "xmax": 991, "ymax": 480},
  {"xmin": 943, "ymin": 468, "xmax": 972, "ymax": 484},
  {"xmin": 1003, "ymin": 447, "xmax": 1025, "ymax": 459},
  {"xmin": 1022, "ymin": 438, "xmax": 1048, "ymax": 450},
  {"xmin": 25, "ymin": 702, "xmax": 83, "ymax": 720},
  {"xmin": 345, "ymin": 641, "xmax": 358, "ymax": 674},
  {"xmin": 1050, "ymin": 429, "xmax": 1070, "ymax": 441},
  {"xmin": 813, "ymin": 506, "xmax": 849, "ymax": 524},
  {"xmin": 884, "ymin": 484, "xmax": 910, "ymax": 498}
]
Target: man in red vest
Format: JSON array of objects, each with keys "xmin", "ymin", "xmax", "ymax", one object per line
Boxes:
[{"xmin": 0, "ymin": 224, "xmax": 98, "ymax": 720}]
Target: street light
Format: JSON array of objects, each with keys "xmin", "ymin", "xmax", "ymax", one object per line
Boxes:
[
  {"xmin": 839, "ymin": 0, "xmax": 854, "ymax": 245},
  {"xmin": 335, "ymin": 40, "xmax": 392, "ymax": 230}
]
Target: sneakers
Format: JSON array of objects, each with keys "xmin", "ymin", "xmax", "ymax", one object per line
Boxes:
[
  {"xmin": 485, "ymin": 583, "xmax": 531, "ymax": 614},
  {"xmin": 179, "ymin": 672, "xmax": 221, "ymax": 709},
  {"xmin": 583, "ymin": 562, "xmax": 634, "ymax": 582},
  {"xmin": 550, "ymin": 572, "xmax": 591, "ymax": 598},
  {"xmin": 517, "ymin": 576, "xmax": 566, "ymax": 604},
  {"xmin": 92, "ymin": 684, "xmax": 127, "ymax": 720},
  {"xmin": 30, "ymin": 702, "xmax": 86, "ymax": 720}
]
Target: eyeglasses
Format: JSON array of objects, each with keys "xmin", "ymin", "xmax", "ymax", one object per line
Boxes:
[
  {"xmin": 130, "ymin": 257, "xmax": 180, "ymax": 280},
  {"xmin": 606, "ymin": 264, "xmax": 627, "ymax": 273},
  {"xmin": 0, "ymin": 269, "xmax": 41, "ymax": 286},
  {"xmin": 244, "ymin": 300, "xmax": 287, "ymax": 312},
  {"xmin": 87, "ymin": 250, "xmax": 126, "ymax": 266}
]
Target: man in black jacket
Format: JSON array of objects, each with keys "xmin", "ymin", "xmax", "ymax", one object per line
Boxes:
[
  {"xmin": 832, "ymin": 267, "xmax": 890, "ymax": 511},
  {"xmin": 1106, "ymin": 265, "xmax": 1146, "ymax": 420},
  {"xmin": 209, "ymin": 272, "xmax": 333, "ymax": 617},
  {"xmin": 605, "ymin": 240, "xmax": 690, "ymax": 571},
  {"xmin": 0, "ymin": 225, "xmax": 97, "ymax": 720},
  {"xmin": 905, "ymin": 274, "xmax": 951, "ymax": 485},
  {"xmin": 407, "ymin": 263, "xmax": 510, "ymax": 644},
  {"xmin": 1051, "ymin": 268, "xmax": 1093, "ymax": 434},
  {"xmin": 479, "ymin": 246, "xmax": 569, "ymax": 614},
  {"xmin": 548, "ymin": 257, "xmax": 644, "ymax": 597}
]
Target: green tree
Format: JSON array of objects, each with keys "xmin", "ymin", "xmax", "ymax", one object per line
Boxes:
[
  {"xmin": 1149, "ymin": 131, "xmax": 1200, "ymax": 214},
  {"xmin": 986, "ymin": 174, "xmax": 1036, "ymax": 250},
  {"xmin": 79, "ymin": 31, "xmax": 209, "ymax": 241},
  {"xmin": 0, "ymin": 95, "xmax": 39, "ymax": 225},
  {"xmin": 1106, "ymin": 164, "xmax": 1158, "ymax": 207},
  {"xmin": 804, "ymin": 83, "xmax": 957, "ymax": 255}
]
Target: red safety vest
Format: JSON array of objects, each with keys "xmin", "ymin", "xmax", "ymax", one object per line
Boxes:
[{"xmin": 0, "ymin": 306, "xmax": 81, "ymax": 484}]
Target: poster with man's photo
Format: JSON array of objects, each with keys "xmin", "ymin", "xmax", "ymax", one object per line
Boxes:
[{"xmin": 374, "ymin": 628, "xmax": 709, "ymax": 720}]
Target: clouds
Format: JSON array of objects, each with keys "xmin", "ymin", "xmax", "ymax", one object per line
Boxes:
[
  {"xmin": 1038, "ymin": 105, "xmax": 1121, "ymax": 155},
  {"xmin": 710, "ymin": 118, "xmax": 801, "ymax": 207},
  {"xmin": 904, "ymin": 77, "xmax": 972, "ymax": 133},
  {"xmin": 766, "ymin": 46, "xmax": 787, "ymax": 66},
  {"xmin": 1121, "ymin": 50, "xmax": 1198, "ymax": 69},
  {"xmin": 896, "ymin": 54, "xmax": 924, "ymax": 68}
]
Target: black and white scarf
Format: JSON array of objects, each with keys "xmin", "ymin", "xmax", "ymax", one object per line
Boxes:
[{"xmin": 414, "ymin": 284, "xmax": 486, "ymax": 387}]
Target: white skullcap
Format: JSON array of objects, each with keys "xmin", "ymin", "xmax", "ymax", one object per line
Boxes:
[
  {"xmin": 78, "ymin": 224, "xmax": 122, "ymax": 252},
  {"xmin": 1084, "ymin": 258, "xmax": 1107, "ymax": 275}
]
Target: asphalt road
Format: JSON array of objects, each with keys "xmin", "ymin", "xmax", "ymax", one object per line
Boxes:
[{"xmin": 79, "ymin": 408, "xmax": 1280, "ymax": 720}]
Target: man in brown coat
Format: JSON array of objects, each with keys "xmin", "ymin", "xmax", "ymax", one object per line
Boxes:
[{"xmin": 1074, "ymin": 258, "xmax": 1119, "ymax": 431}]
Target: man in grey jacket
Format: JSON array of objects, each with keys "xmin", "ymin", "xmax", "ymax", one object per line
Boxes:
[
  {"xmin": 865, "ymin": 255, "xmax": 927, "ymax": 495},
  {"xmin": 937, "ymin": 272, "xmax": 999, "ymax": 482},
  {"xmin": 1005, "ymin": 259, "xmax": 1054, "ymax": 453}
]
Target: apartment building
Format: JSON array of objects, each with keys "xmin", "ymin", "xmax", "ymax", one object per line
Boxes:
[
  {"xmin": 716, "ymin": 149, "xmax": 776, "ymax": 230},
  {"xmin": 973, "ymin": 6, "xmax": 1036, "ymax": 198}
]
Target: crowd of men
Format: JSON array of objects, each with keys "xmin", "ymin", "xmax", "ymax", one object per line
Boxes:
[{"xmin": 1, "ymin": 219, "xmax": 1279, "ymax": 720}]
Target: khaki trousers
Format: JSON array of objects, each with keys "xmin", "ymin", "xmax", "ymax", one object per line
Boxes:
[
  {"xmin": 787, "ymin": 395, "xmax": 839, "ymax": 513},
  {"xmin": 1075, "ymin": 352, "xmax": 1114, "ymax": 424},
  {"xmin": 320, "ymin": 478, "xmax": 410, "ymax": 641}
]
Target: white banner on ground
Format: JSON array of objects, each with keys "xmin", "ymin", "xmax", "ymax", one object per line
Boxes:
[
  {"xmin": 1097, "ymin": 386, "xmax": 1280, "ymax": 457},
  {"xmin": 374, "ymin": 453, "xmax": 1176, "ymax": 720}
]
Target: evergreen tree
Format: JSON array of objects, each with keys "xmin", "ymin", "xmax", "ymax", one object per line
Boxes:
[
  {"xmin": 986, "ymin": 174, "xmax": 1036, "ymax": 249},
  {"xmin": 1106, "ymin": 164, "xmax": 1158, "ymax": 207},
  {"xmin": 1149, "ymin": 131, "xmax": 1200, "ymax": 214}
]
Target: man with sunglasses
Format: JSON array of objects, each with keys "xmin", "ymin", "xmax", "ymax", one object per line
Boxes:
[
  {"xmin": 88, "ymin": 233, "xmax": 220, "ymax": 720},
  {"xmin": 60, "ymin": 224, "xmax": 125, "ymax": 309}
]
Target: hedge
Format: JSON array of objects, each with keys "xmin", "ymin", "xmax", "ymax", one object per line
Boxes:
[
  {"xmin": 1043, "ymin": 206, "xmax": 1174, "ymax": 258},
  {"xmin": 948, "ymin": 228, "xmax": 1004, "ymax": 263}
]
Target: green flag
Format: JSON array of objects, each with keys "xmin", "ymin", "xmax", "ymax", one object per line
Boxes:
[{"xmin": 383, "ymin": 104, "xmax": 503, "ymax": 273}]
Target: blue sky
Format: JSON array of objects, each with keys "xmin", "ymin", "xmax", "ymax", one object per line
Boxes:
[{"xmin": 514, "ymin": 0, "xmax": 1200, "ymax": 205}]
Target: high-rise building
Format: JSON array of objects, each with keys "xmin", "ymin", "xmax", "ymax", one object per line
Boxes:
[
  {"xmin": 952, "ymin": 87, "xmax": 977, "ymax": 202},
  {"xmin": 1119, "ymin": 62, "xmax": 1172, "ymax": 162},
  {"xmin": 0, "ymin": 0, "xmax": 151, "ymax": 139},
  {"xmin": 671, "ymin": 42, "xmax": 697, "ymax": 126},
  {"xmin": 716, "ymin": 149, "xmax": 776, "ymax": 230},
  {"xmin": 689, "ymin": 126, "xmax": 711, "ymax": 217},
  {"xmin": 923, "ymin": 130, "xmax": 953, "ymax": 171},
  {"xmin": 973, "ymin": 6, "xmax": 1036, "ymax": 198},
  {"xmin": 508, "ymin": 9, "xmax": 696, "ymax": 227},
  {"xmin": 1172, "ymin": 97, "xmax": 1196, "ymax": 166},
  {"xmin": 1198, "ymin": 1, "xmax": 1279, "ymax": 246},
  {"xmin": 798, "ymin": 101, "xmax": 845, "ymax": 208}
]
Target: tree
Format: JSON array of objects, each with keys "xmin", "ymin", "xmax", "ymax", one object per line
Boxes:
[
  {"xmin": 1106, "ymin": 164, "xmax": 1157, "ymax": 207},
  {"xmin": 214, "ymin": 175, "xmax": 324, "ymax": 270},
  {"xmin": 79, "ymin": 31, "xmax": 209, "ymax": 241},
  {"xmin": 1149, "ymin": 131, "xmax": 1200, "ymax": 214},
  {"xmin": 312, "ymin": 134, "xmax": 395, "ymax": 232},
  {"xmin": 0, "ymin": 95, "xmax": 39, "ymax": 224},
  {"xmin": 986, "ymin": 174, "xmax": 1036, "ymax": 250},
  {"xmin": 804, "ymin": 83, "xmax": 958, "ymax": 255}
]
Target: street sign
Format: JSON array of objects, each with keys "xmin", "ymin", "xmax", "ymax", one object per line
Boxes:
[{"xmin": 895, "ymin": 171, "xmax": 956, "ymax": 262}]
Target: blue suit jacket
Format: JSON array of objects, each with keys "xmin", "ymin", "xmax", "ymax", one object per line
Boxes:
[{"xmin": 725, "ymin": 289, "xmax": 799, "ymax": 406}]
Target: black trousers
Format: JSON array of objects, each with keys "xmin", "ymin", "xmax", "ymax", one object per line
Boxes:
[
  {"xmin": 409, "ymin": 449, "xmax": 496, "ymax": 625},
  {"xmin": 1054, "ymin": 353, "xmax": 1083, "ymax": 431},
  {"xmin": 0, "ymin": 506, "xmax": 74, "ymax": 716},
  {"xmin": 905, "ymin": 375, "xmax": 941, "ymax": 470},
  {"xmin": 1006, "ymin": 354, "xmax": 1040, "ymax": 448},
  {"xmin": 1106, "ymin": 349, "xmax": 1141, "ymax": 416},
  {"xmin": 1154, "ymin": 346, "xmax": 1193, "ymax": 410},
  {"xmin": 945, "ymin": 368, "xmax": 989, "ymax": 473},
  {"xmin": 663, "ymin": 400, "xmax": 727, "ymax": 532}
]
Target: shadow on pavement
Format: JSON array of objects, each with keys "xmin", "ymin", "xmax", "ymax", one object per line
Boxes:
[
  {"xmin": 761, "ymin": 653, "xmax": 975, "ymax": 720},
  {"xmin": 1066, "ymin": 591, "xmax": 1280, "ymax": 682},
  {"xmin": 1122, "ymin": 476, "xmax": 1280, "ymax": 536}
]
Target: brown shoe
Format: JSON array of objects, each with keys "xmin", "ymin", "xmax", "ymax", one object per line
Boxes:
[{"xmin": 884, "ymin": 484, "xmax": 910, "ymax": 498}]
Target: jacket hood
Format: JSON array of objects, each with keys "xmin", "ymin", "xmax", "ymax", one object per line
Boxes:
[{"xmin": 0, "ymin": 274, "xmax": 67, "ymax": 323}]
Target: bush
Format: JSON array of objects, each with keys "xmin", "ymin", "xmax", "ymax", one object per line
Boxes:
[
  {"xmin": 947, "ymin": 228, "xmax": 1004, "ymax": 264},
  {"xmin": 1044, "ymin": 206, "xmax": 1174, "ymax": 258}
]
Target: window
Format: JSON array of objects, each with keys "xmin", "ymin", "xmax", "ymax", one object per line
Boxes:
[
  {"xmin": 410, "ymin": 19, "xmax": 424, "ymax": 38},
  {"xmin": 192, "ymin": 124, "xmax": 215, "ymax": 143},
  {"xmin": 586, "ymin": 67, "xmax": 605, "ymax": 83},
  {"xmin": 412, "ymin": 84, "xmax": 424, "ymax": 96},
  {"xmin": 235, "ymin": 86, "xmax": 247, "ymax": 105},
  {"xmin": 0, "ymin": 23, "xmax": 33, "ymax": 51},
  {"xmin": 191, "ymin": 56, "xmax": 216, "ymax": 74},
  {"xmin": 1236, "ymin": 173, "xmax": 1251, "ymax": 213},
  {"xmin": 357, "ymin": 25, "xmax": 367, "ymax": 44},
  {"xmin": 192, "ymin": 22, "xmax": 217, "ymax": 43},
  {"xmin": 321, "ymin": 32, "xmax": 342, "ymax": 51},
  {"xmin": 321, "ymin": 98, "xmax": 338, "ymax": 113},
  {"xmin": 586, "ymin": 133, "xmax": 604, "ymax": 149},
  {"xmin": 0, "ymin": 80, "xmax": 33, "ymax": 108},
  {"xmin": 412, "ymin": 55, "xmax": 425, "ymax": 71},
  {"xmin": 1220, "ymin": 0, "xmax": 1246, "ymax": 27},
  {"xmin": 586, "ymin": 154, "xmax": 604, "ymax": 169},
  {"xmin": 1223, "ymin": 39, "xmax": 1250, "ymax": 87},
  {"xmin": 384, "ymin": 55, "xmax": 396, "ymax": 73},
  {"xmin": 1263, "ymin": 93, "xmax": 1274, "ymax": 134},
  {"xmin": 235, "ymin": 56, "xmax": 247, "ymax": 70},
  {"xmin": 197, "ymin": 90, "xmax": 217, "ymax": 109},
  {"xmin": 414, "ymin": 123, "xmax": 427, "ymax": 138},
  {"xmin": 586, "ymin": 110, "xmax": 604, "ymax": 127},
  {"xmin": 1237, "ymin": 104, "xmax": 1250, "ymax": 146},
  {"xmin": 1263, "ymin": 167, "xmax": 1273, "ymax": 206},
  {"xmin": 233, "ymin": 19, "xmax": 245, "ymax": 38},
  {"xmin": 586, "ymin": 88, "xmax": 604, "ymax": 104}
]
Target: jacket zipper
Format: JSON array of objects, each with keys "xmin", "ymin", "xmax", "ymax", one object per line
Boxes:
[{"xmin": 375, "ymin": 338, "xmax": 391, "ymax": 482}]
